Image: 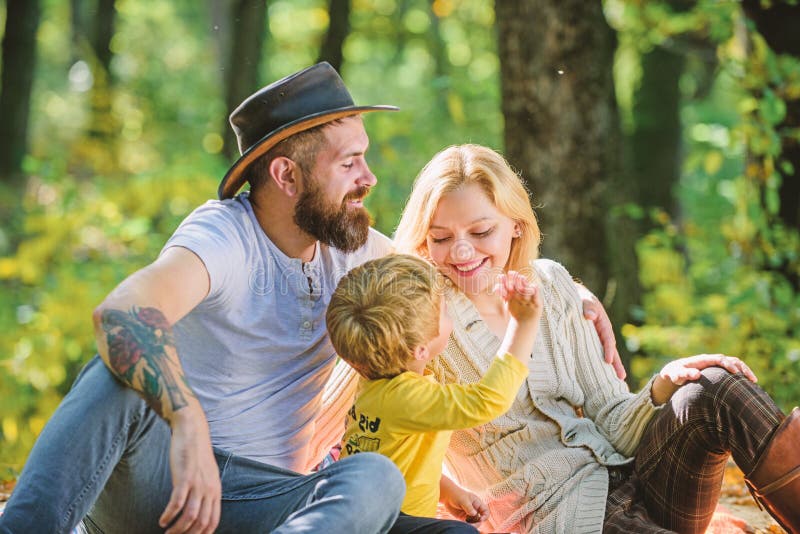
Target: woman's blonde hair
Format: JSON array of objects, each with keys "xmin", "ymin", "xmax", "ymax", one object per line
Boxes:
[
  {"xmin": 394, "ymin": 144, "xmax": 540, "ymax": 273},
  {"xmin": 326, "ymin": 254, "xmax": 443, "ymax": 380}
]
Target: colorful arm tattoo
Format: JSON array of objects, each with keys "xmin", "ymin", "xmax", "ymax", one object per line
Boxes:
[{"xmin": 101, "ymin": 306, "xmax": 190, "ymax": 419}]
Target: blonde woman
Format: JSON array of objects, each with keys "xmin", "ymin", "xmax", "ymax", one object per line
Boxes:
[{"xmin": 392, "ymin": 144, "xmax": 798, "ymax": 534}]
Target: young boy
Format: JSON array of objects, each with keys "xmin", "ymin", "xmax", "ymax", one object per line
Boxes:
[{"xmin": 326, "ymin": 253, "xmax": 542, "ymax": 525}]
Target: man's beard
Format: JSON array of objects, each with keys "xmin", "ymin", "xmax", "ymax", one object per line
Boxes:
[{"xmin": 294, "ymin": 175, "xmax": 373, "ymax": 253}]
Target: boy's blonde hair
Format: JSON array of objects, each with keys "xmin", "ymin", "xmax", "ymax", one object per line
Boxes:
[
  {"xmin": 326, "ymin": 254, "xmax": 443, "ymax": 380},
  {"xmin": 394, "ymin": 144, "xmax": 541, "ymax": 274}
]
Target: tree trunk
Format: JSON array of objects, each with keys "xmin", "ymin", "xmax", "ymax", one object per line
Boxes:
[
  {"xmin": 0, "ymin": 0, "xmax": 42, "ymax": 184},
  {"xmin": 317, "ymin": 0, "xmax": 350, "ymax": 73},
  {"xmin": 222, "ymin": 0, "xmax": 268, "ymax": 160},
  {"xmin": 209, "ymin": 0, "xmax": 232, "ymax": 84},
  {"xmin": 70, "ymin": 0, "xmax": 86, "ymax": 63},
  {"xmin": 628, "ymin": 0, "xmax": 695, "ymax": 231},
  {"xmin": 496, "ymin": 0, "xmax": 622, "ymax": 300},
  {"xmin": 87, "ymin": 0, "xmax": 117, "ymax": 144},
  {"xmin": 90, "ymin": 0, "xmax": 115, "ymax": 77},
  {"xmin": 426, "ymin": 0, "xmax": 450, "ymax": 115},
  {"xmin": 391, "ymin": 0, "xmax": 411, "ymax": 64},
  {"xmin": 629, "ymin": 45, "xmax": 685, "ymax": 223},
  {"xmin": 611, "ymin": 22, "xmax": 691, "ymax": 364}
]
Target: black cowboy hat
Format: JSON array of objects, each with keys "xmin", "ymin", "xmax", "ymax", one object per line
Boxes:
[{"xmin": 218, "ymin": 62, "xmax": 399, "ymax": 199}]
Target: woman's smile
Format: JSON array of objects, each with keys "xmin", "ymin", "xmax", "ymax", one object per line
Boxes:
[{"xmin": 451, "ymin": 257, "xmax": 488, "ymax": 276}]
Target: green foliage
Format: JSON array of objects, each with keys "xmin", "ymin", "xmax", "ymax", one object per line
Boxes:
[
  {"xmin": 610, "ymin": 0, "xmax": 800, "ymax": 411},
  {"xmin": 625, "ymin": 226, "xmax": 800, "ymax": 409},
  {"xmin": 0, "ymin": 163, "xmax": 219, "ymax": 470}
]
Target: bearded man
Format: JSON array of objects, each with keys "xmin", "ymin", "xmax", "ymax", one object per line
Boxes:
[{"xmin": 1, "ymin": 62, "xmax": 410, "ymax": 534}]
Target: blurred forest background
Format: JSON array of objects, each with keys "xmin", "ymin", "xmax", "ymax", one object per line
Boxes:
[{"xmin": 1, "ymin": 0, "xmax": 799, "ymax": 475}]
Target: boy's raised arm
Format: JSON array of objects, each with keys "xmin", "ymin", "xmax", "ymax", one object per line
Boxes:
[{"xmin": 497, "ymin": 271, "xmax": 543, "ymax": 365}]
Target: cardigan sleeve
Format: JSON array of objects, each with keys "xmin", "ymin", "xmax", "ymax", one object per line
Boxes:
[{"xmin": 539, "ymin": 259, "xmax": 661, "ymax": 457}]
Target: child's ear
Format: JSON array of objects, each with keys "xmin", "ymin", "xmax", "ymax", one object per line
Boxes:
[{"xmin": 412, "ymin": 345, "xmax": 430, "ymax": 361}]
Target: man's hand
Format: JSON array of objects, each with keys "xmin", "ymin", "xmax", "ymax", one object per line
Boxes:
[
  {"xmin": 577, "ymin": 285, "xmax": 626, "ymax": 380},
  {"xmin": 651, "ymin": 353, "xmax": 757, "ymax": 405},
  {"xmin": 159, "ymin": 405, "xmax": 221, "ymax": 534}
]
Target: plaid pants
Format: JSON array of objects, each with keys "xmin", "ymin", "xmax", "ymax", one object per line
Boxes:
[{"xmin": 603, "ymin": 367, "xmax": 784, "ymax": 534}]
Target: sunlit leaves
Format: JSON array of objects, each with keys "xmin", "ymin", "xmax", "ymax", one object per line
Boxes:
[
  {"xmin": 403, "ymin": 8, "xmax": 430, "ymax": 33},
  {"xmin": 759, "ymin": 88, "xmax": 787, "ymax": 125},
  {"xmin": 0, "ymin": 163, "xmax": 216, "ymax": 468},
  {"xmin": 612, "ymin": 0, "xmax": 800, "ymax": 410}
]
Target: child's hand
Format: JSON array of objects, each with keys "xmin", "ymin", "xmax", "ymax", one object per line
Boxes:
[
  {"xmin": 496, "ymin": 271, "xmax": 542, "ymax": 363},
  {"xmin": 441, "ymin": 487, "xmax": 489, "ymax": 525},
  {"xmin": 496, "ymin": 271, "xmax": 542, "ymax": 324}
]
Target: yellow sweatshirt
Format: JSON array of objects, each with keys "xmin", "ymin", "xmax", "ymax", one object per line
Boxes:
[{"xmin": 340, "ymin": 352, "xmax": 528, "ymax": 517}]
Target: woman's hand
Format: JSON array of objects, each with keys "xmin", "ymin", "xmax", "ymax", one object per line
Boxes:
[{"xmin": 651, "ymin": 353, "xmax": 757, "ymax": 405}]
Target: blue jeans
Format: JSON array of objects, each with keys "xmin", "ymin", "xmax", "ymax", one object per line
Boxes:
[
  {"xmin": 390, "ymin": 514, "xmax": 479, "ymax": 533},
  {"xmin": 0, "ymin": 356, "xmax": 405, "ymax": 533}
]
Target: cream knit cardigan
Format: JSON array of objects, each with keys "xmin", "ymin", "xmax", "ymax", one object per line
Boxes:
[{"xmin": 310, "ymin": 259, "xmax": 662, "ymax": 533}]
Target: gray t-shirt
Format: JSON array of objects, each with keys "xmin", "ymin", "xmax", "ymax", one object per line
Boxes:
[{"xmin": 163, "ymin": 192, "xmax": 391, "ymax": 471}]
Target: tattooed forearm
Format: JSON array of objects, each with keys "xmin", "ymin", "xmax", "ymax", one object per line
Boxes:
[{"xmin": 101, "ymin": 306, "xmax": 191, "ymax": 419}]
